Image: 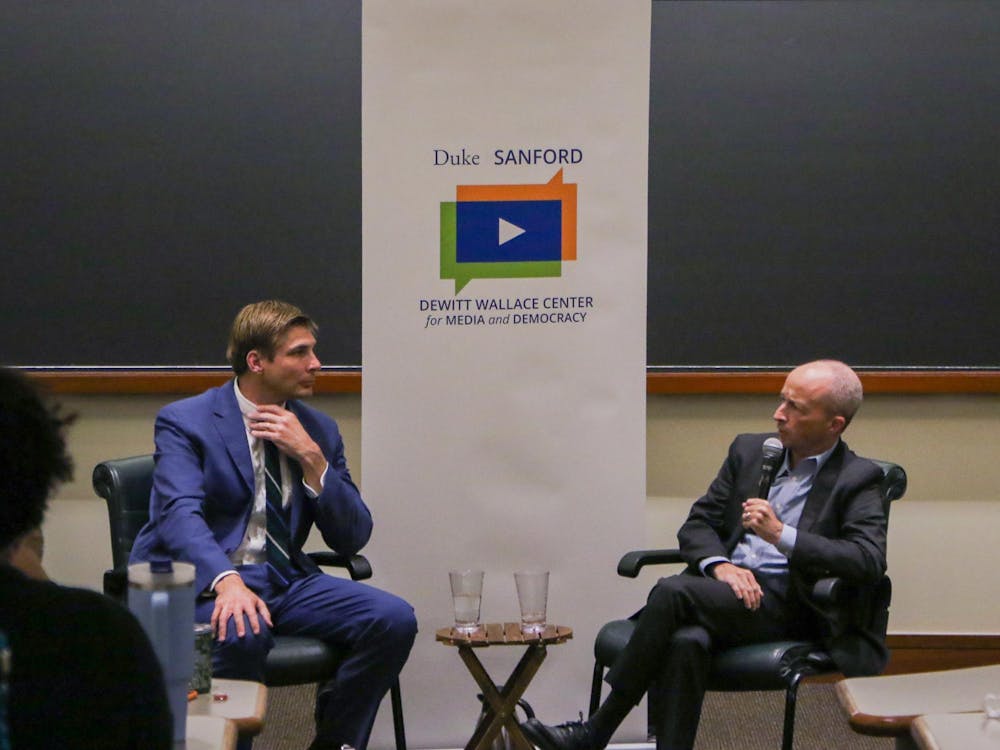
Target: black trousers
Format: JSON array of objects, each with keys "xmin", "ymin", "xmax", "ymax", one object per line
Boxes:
[{"xmin": 605, "ymin": 570, "xmax": 794, "ymax": 750}]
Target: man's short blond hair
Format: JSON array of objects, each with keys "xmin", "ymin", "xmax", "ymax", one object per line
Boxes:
[{"xmin": 226, "ymin": 300, "xmax": 318, "ymax": 376}]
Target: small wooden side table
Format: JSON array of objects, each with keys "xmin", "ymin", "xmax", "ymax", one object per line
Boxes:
[{"xmin": 437, "ymin": 623, "xmax": 573, "ymax": 750}]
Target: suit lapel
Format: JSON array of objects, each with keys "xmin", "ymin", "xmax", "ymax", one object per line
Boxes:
[
  {"xmin": 284, "ymin": 401, "xmax": 308, "ymax": 537},
  {"xmin": 286, "ymin": 454, "xmax": 307, "ymax": 539},
  {"xmin": 213, "ymin": 382, "xmax": 254, "ymax": 495},
  {"xmin": 797, "ymin": 440, "xmax": 845, "ymax": 531}
]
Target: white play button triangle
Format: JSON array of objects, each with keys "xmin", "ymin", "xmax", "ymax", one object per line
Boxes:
[{"xmin": 498, "ymin": 217, "xmax": 526, "ymax": 246}]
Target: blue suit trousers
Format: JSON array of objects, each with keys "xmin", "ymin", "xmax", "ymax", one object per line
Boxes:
[{"xmin": 197, "ymin": 566, "xmax": 416, "ymax": 750}]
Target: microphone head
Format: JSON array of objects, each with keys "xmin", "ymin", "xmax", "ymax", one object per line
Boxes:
[
  {"xmin": 762, "ymin": 437, "xmax": 784, "ymax": 461},
  {"xmin": 757, "ymin": 438, "xmax": 785, "ymax": 498},
  {"xmin": 757, "ymin": 437, "xmax": 785, "ymax": 498}
]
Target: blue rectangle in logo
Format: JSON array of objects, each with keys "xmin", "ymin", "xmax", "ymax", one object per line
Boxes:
[{"xmin": 455, "ymin": 200, "xmax": 562, "ymax": 263}]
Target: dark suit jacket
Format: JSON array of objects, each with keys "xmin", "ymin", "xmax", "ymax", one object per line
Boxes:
[
  {"xmin": 130, "ymin": 381, "xmax": 373, "ymax": 595},
  {"xmin": 677, "ymin": 433, "xmax": 889, "ymax": 676}
]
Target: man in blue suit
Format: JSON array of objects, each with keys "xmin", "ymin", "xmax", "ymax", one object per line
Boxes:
[{"xmin": 131, "ymin": 300, "xmax": 416, "ymax": 750}]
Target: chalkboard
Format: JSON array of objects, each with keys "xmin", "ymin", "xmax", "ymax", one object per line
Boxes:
[
  {"xmin": 646, "ymin": 1, "xmax": 1000, "ymax": 369},
  {"xmin": 1, "ymin": 1, "xmax": 362, "ymax": 367},
  {"xmin": 2, "ymin": 1, "xmax": 998, "ymax": 369}
]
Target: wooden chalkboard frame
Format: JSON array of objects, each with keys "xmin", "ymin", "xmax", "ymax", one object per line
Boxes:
[{"xmin": 26, "ymin": 369, "xmax": 1000, "ymax": 395}]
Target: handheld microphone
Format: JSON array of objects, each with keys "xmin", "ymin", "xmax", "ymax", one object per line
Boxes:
[{"xmin": 757, "ymin": 437, "xmax": 784, "ymax": 498}]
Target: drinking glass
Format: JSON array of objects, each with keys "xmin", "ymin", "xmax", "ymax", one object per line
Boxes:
[
  {"xmin": 449, "ymin": 569, "xmax": 484, "ymax": 634},
  {"xmin": 514, "ymin": 570, "xmax": 548, "ymax": 634}
]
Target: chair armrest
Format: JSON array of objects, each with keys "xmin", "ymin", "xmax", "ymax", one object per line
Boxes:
[
  {"xmin": 811, "ymin": 576, "xmax": 843, "ymax": 606},
  {"xmin": 616, "ymin": 558, "xmax": 848, "ymax": 605},
  {"xmin": 306, "ymin": 552, "xmax": 373, "ymax": 581},
  {"xmin": 107, "ymin": 553, "xmax": 374, "ymax": 605},
  {"xmin": 809, "ymin": 575, "xmax": 892, "ymax": 644},
  {"xmin": 871, "ymin": 459, "xmax": 907, "ymax": 503},
  {"xmin": 617, "ymin": 549, "xmax": 684, "ymax": 578}
]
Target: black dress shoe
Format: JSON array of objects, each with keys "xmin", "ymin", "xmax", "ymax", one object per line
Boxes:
[
  {"xmin": 314, "ymin": 684, "xmax": 333, "ymax": 726},
  {"xmin": 520, "ymin": 717, "xmax": 600, "ymax": 750}
]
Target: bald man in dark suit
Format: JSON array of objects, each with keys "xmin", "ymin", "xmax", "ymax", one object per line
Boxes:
[{"xmin": 523, "ymin": 360, "xmax": 887, "ymax": 750}]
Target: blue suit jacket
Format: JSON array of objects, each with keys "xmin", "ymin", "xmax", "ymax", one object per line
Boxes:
[{"xmin": 130, "ymin": 382, "xmax": 373, "ymax": 594}]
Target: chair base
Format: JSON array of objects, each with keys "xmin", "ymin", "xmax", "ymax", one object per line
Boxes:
[
  {"xmin": 592, "ymin": 661, "xmax": 803, "ymax": 750},
  {"xmin": 590, "ymin": 619, "xmax": 833, "ymax": 750}
]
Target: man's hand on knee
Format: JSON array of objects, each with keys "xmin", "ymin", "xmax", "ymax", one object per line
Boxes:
[
  {"xmin": 710, "ymin": 562, "xmax": 763, "ymax": 611},
  {"xmin": 212, "ymin": 574, "xmax": 273, "ymax": 640}
]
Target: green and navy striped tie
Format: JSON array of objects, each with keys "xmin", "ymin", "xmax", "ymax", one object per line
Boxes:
[{"xmin": 263, "ymin": 440, "xmax": 296, "ymax": 585}]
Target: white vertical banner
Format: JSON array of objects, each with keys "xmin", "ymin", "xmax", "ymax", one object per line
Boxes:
[{"xmin": 362, "ymin": 3, "xmax": 650, "ymax": 748}]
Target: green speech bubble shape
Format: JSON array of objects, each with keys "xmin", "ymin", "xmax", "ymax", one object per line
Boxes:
[{"xmin": 440, "ymin": 202, "xmax": 562, "ymax": 294}]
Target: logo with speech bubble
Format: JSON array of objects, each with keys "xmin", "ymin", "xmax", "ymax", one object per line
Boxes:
[{"xmin": 440, "ymin": 169, "xmax": 577, "ymax": 293}]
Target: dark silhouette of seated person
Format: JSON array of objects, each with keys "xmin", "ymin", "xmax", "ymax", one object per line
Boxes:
[{"xmin": 0, "ymin": 368, "xmax": 171, "ymax": 750}]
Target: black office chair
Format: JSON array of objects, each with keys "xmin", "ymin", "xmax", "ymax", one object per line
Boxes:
[
  {"xmin": 94, "ymin": 454, "xmax": 407, "ymax": 750},
  {"xmin": 589, "ymin": 459, "xmax": 907, "ymax": 750}
]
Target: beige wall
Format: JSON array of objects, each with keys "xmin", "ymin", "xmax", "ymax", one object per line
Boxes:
[{"xmin": 42, "ymin": 390, "xmax": 1000, "ymax": 635}]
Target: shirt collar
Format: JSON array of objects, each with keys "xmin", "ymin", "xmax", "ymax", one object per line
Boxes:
[
  {"xmin": 233, "ymin": 378, "xmax": 256, "ymax": 419},
  {"xmin": 778, "ymin": 438, "xmax": 839, "ymax": 477},
  {"xmin": 232, "ymin": 378, "xmax": 285, "ymax": 420}
]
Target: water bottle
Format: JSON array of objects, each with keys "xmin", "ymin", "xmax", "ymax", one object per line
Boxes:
[{"xmin": 128, "ymin": 560, "xmax": 196, "ymax": 744}]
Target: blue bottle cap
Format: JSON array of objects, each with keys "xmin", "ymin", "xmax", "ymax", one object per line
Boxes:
[{"xmin": 149, "ymin": 559, "xmax": 174, "ymax": 574}]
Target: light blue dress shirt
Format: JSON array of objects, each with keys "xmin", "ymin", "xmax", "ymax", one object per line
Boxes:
[{"xmin": 700, "ymin": 441, "xmax": 838, "ymax": 577}]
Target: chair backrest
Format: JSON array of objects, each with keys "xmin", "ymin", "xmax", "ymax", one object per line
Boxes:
[
  {"xmin": 842, "ymin": 459, "xmax": 906, "ymax": 642},
  {"xmin": 871, "ymin": 459, "xmax": 908, "ymax": 516},
  {"xmin": 92, "ymin": 455, "xmax": 155, "ymax": 569}
]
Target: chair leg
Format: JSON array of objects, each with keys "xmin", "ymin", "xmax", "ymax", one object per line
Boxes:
[
  {"xmin": 391, "ymin": 677, "xmax": 406, "ymax": 750},
  {"xmin": 589, "ymin": 662, "xmax": 604, "ymax": 717},
  {"xmin": 782, "ymin": 672, "xmax": 804, "ymax": 750}
]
